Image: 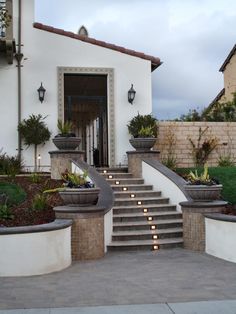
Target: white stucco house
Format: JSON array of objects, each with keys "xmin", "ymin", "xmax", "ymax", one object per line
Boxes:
[{"xmin": 0, "ymin": 0, "xmax": 162, "ymax": 170}]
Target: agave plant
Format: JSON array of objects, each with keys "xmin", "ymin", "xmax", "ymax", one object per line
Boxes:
[
  {"xmin": 187, "ymin": 165, "xmax": 219, "ymax": 186},
  {"xmin": 56, "ymin": 120, "xmax": 75, "ymax": 137},
  {"xmin": 61, "ymin": 170, "xmax": 94, "ymax": 188}
]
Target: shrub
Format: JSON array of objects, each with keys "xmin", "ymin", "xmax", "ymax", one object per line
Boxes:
[
  {"xmin": 162, "ymin": 155, "xmax": 178, "ymax": 171},
  {"xmin": 0, "ymin": 204, "xmax": 14, "ymax": 220},
  {"xmin": 217, "ymin": 155, "xmax": 235, "ymax": 167},
  {"xmin": 0, "ymin": 182, "xmax": 26, "ymax": 206},
  {"xmin": 0, "ymin": 151, "xmax": 23, "ymax": 176},
  {"xmin": 29, "ymin": 172, "xmax": 41, "ymax": 183},
  {"xmin": 161, "ymin": 124, "xmax": 178, "ymax": 170},
  {"xmin": 31, "ymin": 193, "xmax": 48, "ymax": 211},
  {"xmin": 127, "ymin": 113, "xmax": 158, "ymax": 138},
  {"xmin": 188, "ymin": 127, "xmax": 218, "ymax": 166}
]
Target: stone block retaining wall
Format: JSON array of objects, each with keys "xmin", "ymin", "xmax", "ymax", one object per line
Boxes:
[{"xmin": 155, "ymin": 121, "xmax": 236, "ymax": 168}]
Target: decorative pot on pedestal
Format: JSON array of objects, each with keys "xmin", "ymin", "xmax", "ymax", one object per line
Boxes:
[
  {"xmin": 59, "ymin": 188, "xmax": 100, "ymax": 206},
  {"xmin": 184, "ymin": 184, "xmax": 223, "ymax": 202},
  {"xmin": 127, "ymin": 113, "xmax": 158, "ymax": 152},
  {"xmin": 129, "ymin": 138, "xmax": 157, "ymax": 151},
  {"xmin": 48, "ymin": 170, "xmax": 101, "ymax": 207},
  {"xmin": 184, "ymin": 166, "xmax": 223, "ymax": 202},
  {"xmin": 52, "ymin": 119, "xmax": 81, "ymax": 150},
  {"xmin": 52, "ymin": 136, "xmax": 81, "ymax": 150}
]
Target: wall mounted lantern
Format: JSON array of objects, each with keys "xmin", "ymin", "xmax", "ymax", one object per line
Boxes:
[
  {"xmin": 128, "ymin": 84, "xmax": 136, "ymax": 104},
  {"xmin": 37, "ymin": 82, "xmax": 46, "ymax": 103}
]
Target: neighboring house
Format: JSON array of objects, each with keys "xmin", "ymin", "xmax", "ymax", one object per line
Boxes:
[
  {"xmin": 209, "ymin": 44, "xmax": 236, "ymax": 107},
  {"xmin": 0, "ymin": 0, "xmax": 161, "ymax": 170}
]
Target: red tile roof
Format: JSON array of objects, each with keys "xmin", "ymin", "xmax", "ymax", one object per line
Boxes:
[
  {"xmin": 219, "ymin": 44, "xmax": 236, "ymax": 72},
  {"xmin": 33, "ymin": 23, "xmax": 162, "ymax": 71}
]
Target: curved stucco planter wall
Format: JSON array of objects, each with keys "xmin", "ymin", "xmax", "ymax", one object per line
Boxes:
[
  {"xmin": 205, "ymin": 214, "xmax": 236, "ymax": 263},
  {"xmin": 142, "ymin": 160, "xmax": 189, "ymax": 211},
  {"xmin": 0, "ymin": 219, "xmax": 72, "ymax": 277}
]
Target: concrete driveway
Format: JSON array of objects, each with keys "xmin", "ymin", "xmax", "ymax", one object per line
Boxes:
[{"xmin": 0, "ymin": 249, "xmax": 236, "ymax": 312}]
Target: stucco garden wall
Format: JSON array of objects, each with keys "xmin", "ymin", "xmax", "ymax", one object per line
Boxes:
[{"xmin": 156, "ymin": 121, "xmax": 236, "ymax": 168}]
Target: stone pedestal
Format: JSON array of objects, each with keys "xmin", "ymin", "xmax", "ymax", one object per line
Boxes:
[
  {"xmin": 180, "ymin": 201, "xmax": 227, "ymax": 252},
  {"xmin": 49, "ymin": 150, "xmax": 85, "ymax": 179},
  {"xmin": 127, "ymin": 150, "xmax": 160, "ymax": 177},
  {"xmin": 54, "ymin": 206, "xmax": 105, "ymax": 261}
]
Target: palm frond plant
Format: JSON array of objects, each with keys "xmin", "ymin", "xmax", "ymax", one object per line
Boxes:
[{"xmin": 18, "ymin": 114, "xmax": 51, "ymax": 172}]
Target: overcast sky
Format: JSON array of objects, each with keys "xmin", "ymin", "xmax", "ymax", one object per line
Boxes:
[{"xmin": 35, "ymin": 0, "xmax": 236, "ymax": 120}]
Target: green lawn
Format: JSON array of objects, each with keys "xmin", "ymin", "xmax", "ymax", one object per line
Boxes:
[
  {"xmin": 0, "ymin": 182, "xmax": 26, "ymax": 206},
  {"xmin": 176, "ymin": 167, "xmax": 236, "ymax": 205}
]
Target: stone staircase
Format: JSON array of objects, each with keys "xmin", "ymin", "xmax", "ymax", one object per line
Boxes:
[{"xmin": 98, "ymin": 167, "xmax": 183, "ymax": 251}]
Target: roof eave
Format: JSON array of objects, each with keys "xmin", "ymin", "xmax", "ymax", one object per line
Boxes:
[
  {"xmin": 152, "ymin": 61, "xmax": 163, "ymax": 72},
  {"xmin": 219, "ymin": 44, "xmax": 236, "ymax": 72},
  {"xmin": 208, "ymin": 88, "xmax": 225, "ymax": 108},
  {"xmin": 33, "ymin": 22, "xmax": 162, "ymax": 69}
]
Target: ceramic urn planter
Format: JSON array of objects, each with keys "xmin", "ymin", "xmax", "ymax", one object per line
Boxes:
[
  {"xmin": 129, "ymin": 138, "xmax": 157, "ymax": 151},
  {"xmin": 52, "ymin": 137, "xmax": 81, "ymax": 150},
  {"xmin": 184, "ymin": 184, "xmax": 223, "ymax": 202},
  {"xmin": 59, "ymin": 188, "xmax": 100, "ymax": 206}
]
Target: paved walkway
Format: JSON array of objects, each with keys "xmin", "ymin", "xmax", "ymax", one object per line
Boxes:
[
  {"xmin": 0, "ymin": 249, "xmax": 236, "ymax": 313},
  {"xmin": 0, "ymin": 301, "xmax": 236, "ymax": 314}
]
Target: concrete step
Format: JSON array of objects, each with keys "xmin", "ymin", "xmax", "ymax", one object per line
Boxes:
[
  {"xmin": 111, "ymin": 184, "xmax": 153, "ymax": 191},
  {"xmin": 107, "ymin": 178, "xmax": 144, "ymax": 185},
  {"xmin": 114, "ymin": 190, "xmax": 161, "ymax": 199},
  {"xmin": 113, "ymin": 204, "xmax": 177, "ymax": 214},
  {"xmin": 101, "ymin": 172, "xmax": 133, "ymax": 179},
  {"xmin": 114, "ymin": 196, "xmax": 169, "ymax": 206},
  {"xmin": 97, "ymin": 167, "xmax": 128, "ymax": 173},
  {"xmin": 113, "ymin": 219, "xmax": 183, "ymax": 231},
  {"xmin": 113, "ymin": 211, "xmax": 182, "ymax": 223},
  {"xmin": 98, "ymin": 166, "xmax": 183, "ymax": 252},
  {"xmin": 107, "ymin": 238, "xmax": 183, "ymax": 251},
  {"xmin": 112, "ymin": 228, "xmax": 183, "ymax": 241}
]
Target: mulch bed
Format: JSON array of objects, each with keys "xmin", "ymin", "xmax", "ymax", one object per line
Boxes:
[{"xmin": 0, "ymin": 175, "xmax": 64, "ymax": 227}]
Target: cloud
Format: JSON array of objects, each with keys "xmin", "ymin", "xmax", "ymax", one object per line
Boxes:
[{"xmin": 35, "ymin": 0, "xmax": 236, "ymax": 119}]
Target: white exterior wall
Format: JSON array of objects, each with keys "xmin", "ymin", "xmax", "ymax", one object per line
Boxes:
[
  {"xmin": 142, "ymin": 161, "xmax": 187, "ymax": 212},
  {"xmin": 0, "ymin": 227, "xmax": 71, "ymax": 277},
  {"xmin": 205, "ymin": 217, "xmax": 236, "ymax": 263},
  {"xmin": 0, "ymin": 0, "xmax": 153, "ymax": 169},
  {"xmin": 104, "ymin": 209, "xmax": 113, "ymax": 253}
]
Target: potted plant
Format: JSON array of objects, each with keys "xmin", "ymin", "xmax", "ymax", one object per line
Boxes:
[
  {"xmin": 127, "ymin": 113, "xmax": 158, "ymax": 151},
  {"xmin": 52, "ymin": 120, "xmax": 81, "ymax": 150},
  {"xmin": 184, "ymin": 165, "xmax": 222, "ymax": 202},
  {"xmin": 44, "ymin": 170, "xmax": 100, "ymax": 207}
]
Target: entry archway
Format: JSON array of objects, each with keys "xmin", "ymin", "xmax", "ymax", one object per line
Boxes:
[{"xmin": 58, "ymin": 67, "xmax": 115, "ymax": 167}]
